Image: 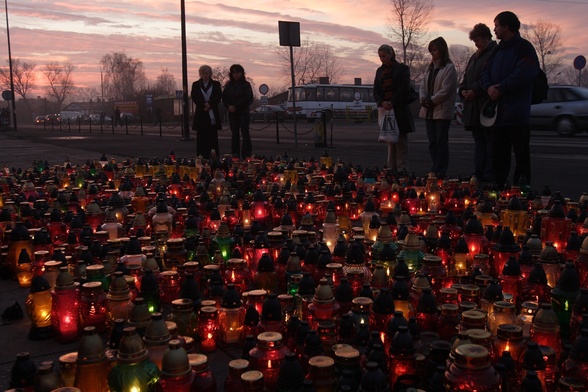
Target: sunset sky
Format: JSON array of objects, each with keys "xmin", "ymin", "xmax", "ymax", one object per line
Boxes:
[{"xmin": 2, "ymin": 0, "xmax": 587, "ymax": 98}]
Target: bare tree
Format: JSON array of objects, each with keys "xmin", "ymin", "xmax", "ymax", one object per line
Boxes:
[
  {"xmin": 100, "ymin": 52, "xmax": 147, "ymax": 101},
  {"xmin": 151, "ymin": 68, "xmax": 177, "ymax": 96},
  {"xmin": 386, "ymin": 0, "xmax": 434, "ymax": 66},
  {"xmin": 44, "ymin": 62, "xmax": 76, "ymax": 111},
  {"xmin": 211, "ymin": 66, "xmax": 230, "ymax": 88},
  {"xmin": 450, "ymin": 44, "xmax": 474, "ymax": 82},
  {"xmin": 72, "ymin": 86, "xmax": 101, "ymax": 103},
  {"xmin": 0, "ymin": 58, "xmax": 37, "ymax": 100},
  {"xmin": 522, "ymin": 20, "xmax": 564, "ymax": 82},
  {"xmin": 275, "ymin": 39, "xmax": 344, "ymax": 85}
]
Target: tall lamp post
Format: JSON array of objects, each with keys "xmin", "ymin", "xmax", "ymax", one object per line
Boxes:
[
  {"xmin": 4, "ymin": 0, "xmax": 17, "ymax": 131},
  {"xmin": 180, "ymin": 0, "xmax": 191, "ymax": 140}
]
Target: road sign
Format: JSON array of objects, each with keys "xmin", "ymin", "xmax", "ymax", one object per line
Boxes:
[
  {"xmin": 2, "ymin": 90, "xmax": 13, "ymax": 101},
  {"xmin": 259, "ymin": 84, "xmax": 269, "ymax": 95},
  {"xmin": 259, "ymin": 96, "xmax": 269, "ymax": 105},
  {"xmin": 574, "ymin": 55, "xmax": 586, "ymax": 70},
  {"xmin": 176, "ymin": 90, "xmax": 183, "ymax": 99}
]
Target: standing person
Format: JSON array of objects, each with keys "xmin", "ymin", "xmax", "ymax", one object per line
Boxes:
[
  {"xmin": 481, "ymin": 11, "xmax": 540, "ymax": 189},
  {"xmin": 419, "ymin": 37, "xmax": 458, "ymax": 178},
  {"xmin": 373, "ymin": 44, "xmax": 415, "ymax": 174},
  {"xmin": 222, "ymin": 64, "xmax": 254, "ymax": 160},
  {"xmin": 191, "ymin": 65, "xmax": 222, "ymax": 159},
  {"xmin": 114, "ymin": 107, "xmax": 121, "ymax": 127},
  {"xmin": 459, "ymin": 24, "xmax": 497, "ymax": 183}
]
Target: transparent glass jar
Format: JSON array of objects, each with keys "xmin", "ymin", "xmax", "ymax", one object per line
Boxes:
[
  {"xmin": 516, "ymin": 301, "xmax": 539, "ymax": 339},
  {"xmin": 164, "ymin": 238, "xmax": 187, "ymax": 270},
  {"xmin": 488, "ymin": 301, "xmax": 516, "ymax": 337},
  {"xmin": 444, "ymin": 344, "xmax": 501, "ymax": 391}
]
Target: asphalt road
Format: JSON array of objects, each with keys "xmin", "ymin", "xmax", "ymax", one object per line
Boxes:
[{"xmin": 6, "ymin": 117, "xmax": 588, "ymax": 200}]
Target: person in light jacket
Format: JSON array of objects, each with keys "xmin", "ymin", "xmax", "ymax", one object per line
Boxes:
[{"xmin": 419, "ymin": 37, "xmax": 458, "ymax": 178}]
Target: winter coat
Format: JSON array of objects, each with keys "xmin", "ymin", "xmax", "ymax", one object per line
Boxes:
[
  {"xmin": 222, "ymin": 80, "xmax": 254, "ymax": 113},
  {"xmin": 419, "ymin": 62, "xmax": 458, "ymax": 120},
  {"xmin": 480, "ymin": 33, "xmax": 539, "ymax": 126},
  {"xmin": 373, "ymin": 61, "xmax": 416, "ymax": 134},
  {"xmin": 459, "ymin": 40, "xmax": 497, "ymax": 128},
  {"xmin": 191, "ymin": 79, "xmax": 222, "ymax": 131}
]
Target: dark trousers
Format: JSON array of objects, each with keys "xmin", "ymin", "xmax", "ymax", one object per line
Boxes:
[
  {"xmin": 425, "ymin": 119, "xmax": 451, "ymax": 177},
  {"xmin": 471, "ymin": 125, "xmax": 493, "ymax": 181},
  {"xmin": 491, "ymin": 124, "xmax": 531, "ymax": 189},
  {"xmin": 228, "ymin": 111, "xmax": 252, "ymax": 159}
]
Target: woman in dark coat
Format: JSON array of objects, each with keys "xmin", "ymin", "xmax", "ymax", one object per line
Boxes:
[
  {"xmin": 191, "ymin": 64, "xmax": 222, "ymax": 159},
  {"xmin": 373, "ymin": 44, "xmax": 416, "ymax": 173},
  {"xmin": 222, "ymin": 64, "xmax": 254, "ymax": 160},
  {"xmin": 459, "ymin": 23, "xmax": 497, "ymax": 182}
]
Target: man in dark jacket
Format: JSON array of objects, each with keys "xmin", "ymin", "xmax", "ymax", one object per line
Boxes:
[
  {"xmin": 373, "ymin": 44, "xmax": 416, "ymax": 174},
  {"xmin": 480, "ymin": 11, "xmax": 540, "ymax": 189}
]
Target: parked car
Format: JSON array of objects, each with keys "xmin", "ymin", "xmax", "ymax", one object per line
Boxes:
[
  {"xmin": 34, "ymin": 115, "xmax": 45, "ymax": 125},
  {"xmin": 89, "ymin": 114, "xmax": 112, "ymax": 124},
  {"xmin": 250, "ymin": 105, "xmax": 287, "ymax": 123},
  {"xmin": 530, "ymin": 85, "xmax": 588, "ymax": 136},
  {"xmin": 44, "ymin": 114, "xmax": 60, "ymax": 125}
]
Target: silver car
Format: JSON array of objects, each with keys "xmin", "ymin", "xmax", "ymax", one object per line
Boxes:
[{"xmin": 530, "ymin": 85, "xmax": 588, "ymax": 136}]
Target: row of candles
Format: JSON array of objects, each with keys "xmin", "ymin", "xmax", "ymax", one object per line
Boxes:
[{"xmin": 1, "ymin": 152, "xmax": 588, "ymax": 391}]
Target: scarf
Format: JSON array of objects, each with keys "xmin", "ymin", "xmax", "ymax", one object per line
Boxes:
[{"xmin": 200, "ymin": 81, "xmax": 216, "ymax": 125}]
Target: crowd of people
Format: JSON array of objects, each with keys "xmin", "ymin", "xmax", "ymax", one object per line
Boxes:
[{"xmin": 374, "ymin": 10, "xmax": 540, "ymax": 191}]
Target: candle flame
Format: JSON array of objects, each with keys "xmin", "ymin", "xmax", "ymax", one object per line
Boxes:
[{"xmin": 267, "ymin": 360, "xmax": 272, "ymax": 369}]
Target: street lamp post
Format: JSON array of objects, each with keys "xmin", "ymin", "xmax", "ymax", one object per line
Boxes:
[
  {"xmin": 4, "ymin": 0, "xmax": 17, "ymax": 131},
  {"xmin": 180, "ymin": 0, "xmax": 191, "ymax": 140}
]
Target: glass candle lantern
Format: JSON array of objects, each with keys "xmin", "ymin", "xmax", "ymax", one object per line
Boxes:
[
  {"xmin": 43, "ymin": 260, "xmax": 63, "ymax": 290},
  {"xmin": 74, "ymin": 326, "xmax": 111, "ymax": 392},
  {"xmin": 219, "ymin": 285, "xmax": 246, "ymax": 345},
  {"xmin": 198, "ymin": 306, "xmax": 219, "ymax": 352},
  {"xmin": 187, "ymin": 353, "xmax": 217, "ymax": 392},
  {"xmin": 520, "ymin": 341, "xmax": 547, "ymax": 391},
  {"xmin": 168, "ymin": 298, "xmax": 197, "ymax": 338},
  {"xmin": 144, "ymin": 312, "xmax": 172, "ymax": 370},
  {"xmin": 17, "ymin": 248, "xmax": 34, "ymax": 288},
  {"xmin": 79, "ymin": 281, "xmax": 108, "ymax": 334},
  {"xmin": 106, "ymin": 271, "xmax": 132, "ymax": 326},
  {"xmin": 437, "ymin": 303, "xmax": 461, "ymax": 341},
  {"xmin": 444, "ymin": 344, "xmax": 502, "ymax": 391},
  {"xmin": 540, "ymin": 200, "xmax": 572, "ymax": 250},
  {"xmin": 530, "ymin": 303, "xmax": 562, "ymax": 359},
  {"xmin": 51, "ymin": 266, "xmax": 80, "ymax": 343},
  {"xmin": 225, "ymin": 258, "xmax": 250, "ymax": 293},
  {"xmin": 224, "ymin": 359, "xmax": 249, "ymax": 392},
  {"xmin": 248, "ymin": 331, "xmax": 289, "ymax": 391},
  {"xmin": 160, "ymin": 270, "xmax": 181, "ymax": 305},
  {"xmin": 307, "ymin": 355, "xmax": 337, "ymax": 392},
  {"xmin": 322, "ymin": 209, "xmax": 339, "ymax": 253},
  {"xmin": 551, "ymin": 261, "xmax": 581, "ymax": 339},
  {"xmin": 351, "ymin": 296, "xmax": 373, "ymax": 330},
  {"xmin": 308, "ymin": 278, "xmax": 340, "ymax": 329},
  {"xmin": 388, "ymin": 325, "xmax": 417, "ymax": 386},
  {"xmin": 488, "ymin": 301, "xmax": 516, "ymax": 337},
  {"xmin": 164, "ymin": 238, "xmax": 187, "ymax": 270},
  {"xmin": 108, "ymin": 326, "xmax": 161, "ymax": 392},
  {"xmin": 26, "ymin": 275, "xmax": 53, "ymax": 340},
  {"xmin": 59, "ymin": 352, "xmax": 77, "ymax": 387},
  {"xmin": 157, "ymin": 340, "xmax": 194, "ymax": 392},
  {"xmin": 500, "ymin": 196, "xmax": 529, "ymax": 239},
  {"xmin": 494, "ymin": 324, "xmax": 525, "ymax": 363}
]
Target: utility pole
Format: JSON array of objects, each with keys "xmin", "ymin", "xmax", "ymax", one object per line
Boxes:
[
  {"xmin": 4, "ymin": 0, "xmax": 17, "ymax": 131},
  {"xmin": 180, "ymin": 0, "xmax": 191, "ymax": 140}
]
